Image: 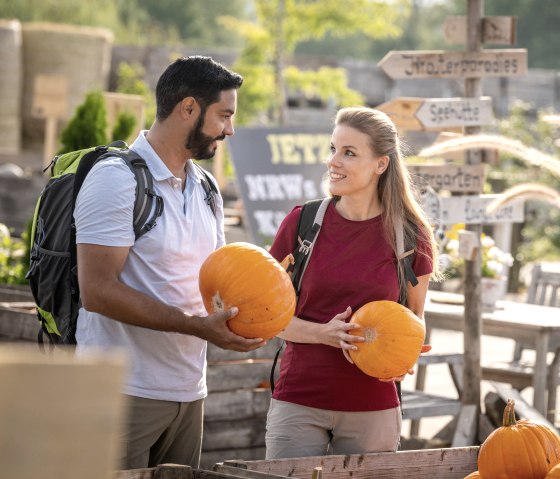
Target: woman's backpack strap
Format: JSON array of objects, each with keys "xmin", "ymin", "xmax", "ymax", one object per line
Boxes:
[{"xmin": 289, "ymin": 197, "xmax": 332, "ymax": 296}]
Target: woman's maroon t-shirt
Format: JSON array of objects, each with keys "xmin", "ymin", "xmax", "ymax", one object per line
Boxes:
[{"xmin": 268, "ymin": 201, "xmax": 433, "ymax": 412}]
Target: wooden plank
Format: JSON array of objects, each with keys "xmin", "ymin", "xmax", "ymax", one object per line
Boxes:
[
  {"xmin": 31, "ymin": 74, "xmax": 69, "ymax": 119},
  {"xmin": 421, "ymin": 193, "xmax": 525, "ymax": 225},
  {"xmin": 0, "ymin": 345, "xmax": 126, "ymax": 479},
  {"xmin": 401, "ymin": 391, "xmax": 461, "ymax": 420},
  {"xmin": 0, "ymin": 285, "xmax": 34, "ymax": 302},
  {"xmin": 451, "ymin": 405, "xmax": 478, "ymax": 447},
  {"xmin": 378, "ymin": 49, "xmax": 527, "ymax": 79},
  {"xmin": 205, "ymin": 388, "xmax": 271, "ymax": 421},
  {"xmin": 201, "ymin": 447, "xmax": 266, "ymax": 472},
  {"xmin": 444, "ymin": 16, "xmax": 517, "ymax": 45},
  {"xmin": 224, "ymin": 447, "xmax": 479, "ymax": 479},
  {"xmin": 490, "ymin": 382, "xmax": 558, "ymax": 431},
  {"xmin": 207, "ymin": 360, "xmax": 274, "ymax": 392},
  {"xmin": 213, "ymin": 465, "xmax": 291, "ymax": 479},
  {"xmin": 0, "ymin": 303, "xmax": 39, "ymax": 341},
  {"xmin": 409, "ymin": 163, "xmax": 485, "ymax": 194},
  {"xmin": 414, "ymin": 97, "xmax": 493, "ymax": 129}
]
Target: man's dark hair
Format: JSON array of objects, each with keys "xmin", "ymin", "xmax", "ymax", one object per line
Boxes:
[{"xmin": 155, "ymin": 56, "xmax": 243, "ymax": 121}]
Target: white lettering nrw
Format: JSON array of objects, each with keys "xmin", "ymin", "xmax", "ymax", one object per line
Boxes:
[
  {"xmin": 245, "ymin": 175, "xmax": 269, "ymax": 201},
  {"xmin": 245, "ymin": 174, "xmax": 308, "ymax": 201},
  {"xmin": 279, "ymin": 174, "xmax": 304, "ymax": 200}
]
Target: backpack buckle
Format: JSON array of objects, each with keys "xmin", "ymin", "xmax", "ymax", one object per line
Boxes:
[{"xmin": 298, "ymin": 239, "xmax": 313, "ymax": 255}]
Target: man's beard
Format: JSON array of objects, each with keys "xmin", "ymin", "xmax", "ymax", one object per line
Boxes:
[{"xmin": 185, "ymin": 111, "xmax": 225, "ymax": 160}]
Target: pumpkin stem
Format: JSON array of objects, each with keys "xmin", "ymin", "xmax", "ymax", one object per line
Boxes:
[{"xmin": 502, "ymin": 399, "xmax": 517, "ymax": 427}]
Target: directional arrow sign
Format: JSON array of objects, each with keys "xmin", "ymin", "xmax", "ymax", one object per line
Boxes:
[
  {"xmin": 378, "ymin": 49, "xmax": 527, "ymax": 79},
  {"xmin": 409, "ymin": 163, "xmax": 486, "ymax": 194},
  {"xmin": 377, "ymin": 97, "xmax": 494, "ymax": 131},
  {"xmin": 415, "ymin": 97, "xmax": 494, "ymax": 129}
]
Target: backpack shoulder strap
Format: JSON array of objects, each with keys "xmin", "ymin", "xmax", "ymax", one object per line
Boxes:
[
  {"xmin": 289, "ymin": 197, "xmax": 331, "ymax": 295},
  {"xmin": 104, "ymin": 149, "xmax": 164, "ymax": 240},
  {"xmin": 192, "ymin": 162, "xmax": 218, "ymax": 217}
]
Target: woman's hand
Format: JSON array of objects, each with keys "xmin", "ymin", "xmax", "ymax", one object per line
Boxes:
[
  {"xmin": 379, "ymin": 344, "xmax": 432, "ymax": 382},
  {"xmin": 321, "ymin": 306, "xmax": 364, "ymax": 350}
]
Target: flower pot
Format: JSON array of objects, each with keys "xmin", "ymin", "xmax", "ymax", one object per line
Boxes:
[{"xmin": 480, "ymin": 277, "xmax": 507, "ymax": 309}]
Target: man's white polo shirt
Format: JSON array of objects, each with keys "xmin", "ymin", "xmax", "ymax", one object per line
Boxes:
[{"xmin": 74, "ymin": 131, "xmax": 225, "ymax": 402}]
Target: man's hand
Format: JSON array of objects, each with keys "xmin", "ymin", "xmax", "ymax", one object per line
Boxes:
[{"xmin": 193, "ymin": 307, "xmax": 266, "ymax": 352}]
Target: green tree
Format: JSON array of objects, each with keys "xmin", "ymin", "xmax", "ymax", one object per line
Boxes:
[
  {"xmin": 58, "ymin": 91, "xmax": 107, "ymax": 154},
  {"xmin": 220, "ymin": 0, "xmax": 408, "ymax": 125}
]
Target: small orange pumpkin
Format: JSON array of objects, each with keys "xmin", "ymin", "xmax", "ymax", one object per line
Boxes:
[
  {"xmin": 347, "ymin": 301, "xmax": 426, "ymax": 379},
  {"xmin": 199, "ymin": 242, "xmax": 296, "ymax": 339},
  {"xmin": 478, "ymin": 399, "xmax": 560, "ymax": 479},
  {"xmin": 546, "ymin": 463, "xmax": 560, "ymax": 478},
  {"xmin": 464, "ymin": 472, "xmax": 481, "ymax": 479}
]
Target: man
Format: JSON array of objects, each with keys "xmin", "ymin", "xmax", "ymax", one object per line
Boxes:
[{"xmin": 74, "ymin": 56, "xmax": 265, "ymax": 470}]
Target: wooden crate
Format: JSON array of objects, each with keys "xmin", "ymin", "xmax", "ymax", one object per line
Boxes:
[
  {"xmin": 218, "ymin": 447, "xmax": 480, "ymax": 479},
  {"xmin": 115, "ymin": 463, "xmax": 291, "ymax": 479}
]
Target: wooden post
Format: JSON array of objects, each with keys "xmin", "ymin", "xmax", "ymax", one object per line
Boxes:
[
  {"xmin": 31, "ymin": 75, "xmax": 69, "ymax": 171},
  {"xmin": 462, "ymin": 0, "xmax": 483, "ymax": 418}
]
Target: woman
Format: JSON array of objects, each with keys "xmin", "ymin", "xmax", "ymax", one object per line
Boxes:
[{"xmin": 265, "ymin": 107, "xmax": 440, "ymax": 459}]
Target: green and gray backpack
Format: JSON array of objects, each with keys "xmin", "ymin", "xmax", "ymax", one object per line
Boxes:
[{"xmin": 26, "ymin": 141, "xmax": 217, "ymax": 346}]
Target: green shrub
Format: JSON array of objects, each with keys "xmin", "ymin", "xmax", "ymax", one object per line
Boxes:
[
  {"xmin": 58, "ymin": 91, "xmax": 108, "ymax": 154},
  {"xmin": 0, "ymin": 224, "xmax": 28, "ymax": 285}
]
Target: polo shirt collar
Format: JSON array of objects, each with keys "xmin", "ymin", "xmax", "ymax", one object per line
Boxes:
[{"xmin": 130, "ymin": 130, "xmax": 205, "ymax": 184}]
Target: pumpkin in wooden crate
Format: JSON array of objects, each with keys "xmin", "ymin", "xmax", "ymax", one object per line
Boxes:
[
  {"xmin": 347, "ymin": 301, "xmax": 425, "ymax": 379},
  {"xmin": 546, "ymin": 464, "xmax": 560, "ymax": 478},
  {"xmin": 199, "ymin": 242, "xmax": 296, "ymax": 339},
  {"xmin": 478, "ymin": 399, "xmax": 560, "ymax": 479}
]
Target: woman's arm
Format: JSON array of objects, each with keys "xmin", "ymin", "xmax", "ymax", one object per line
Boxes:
[{"xmin": 277, "ymin": 307, "xmax": 363, "ymax": 351}]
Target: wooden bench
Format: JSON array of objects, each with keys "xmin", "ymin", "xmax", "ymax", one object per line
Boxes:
[{"xmin": 407, "ymin": 352, "xmax": 464, "ymax": 438}]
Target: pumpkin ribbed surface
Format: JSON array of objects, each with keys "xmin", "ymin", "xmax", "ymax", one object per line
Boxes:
[
  {"xmin": 478, "ymin": 399, "xmax": 560, "ymax": 479},
  {"xmin": 347, "ymin": 301, "xmax": 426, "ymax": 379},
  {"xmin": 199, "ymin": 242, "xmax": 296, "ymax": 339}
]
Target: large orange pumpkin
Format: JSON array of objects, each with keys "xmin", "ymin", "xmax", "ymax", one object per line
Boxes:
[
  {"xmin": 199, "ymin": 242, "xmax": 296, "ymax": 339},
  {"xmin": 347, "ymin": 301, "xmax": 426, "ymax": 379},
  {"xmin": 478, "ymin": 399, "xmax": 560, "ymax": 479}
]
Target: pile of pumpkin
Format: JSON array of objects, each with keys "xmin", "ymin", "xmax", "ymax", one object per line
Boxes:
[{"xmin": 465, "ymin": 399, "xmax": 560, "ymax": 479}]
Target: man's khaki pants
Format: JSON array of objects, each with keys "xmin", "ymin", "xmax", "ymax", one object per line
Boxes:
[{"xmin": 119, "ymin": 395, "xmax": 204, "ymax": 470}]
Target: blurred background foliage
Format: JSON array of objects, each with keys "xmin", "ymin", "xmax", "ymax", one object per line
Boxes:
[{"xmin": 2, "ymin": 0, "xmax": 559, "ymax": 68}]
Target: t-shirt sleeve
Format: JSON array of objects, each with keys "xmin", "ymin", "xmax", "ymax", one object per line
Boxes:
[
  {"xmin": 268, "ymin": 205, "xmax": 303, "ymax": 263},
  {"xmin": 74, "ymin": 158, "xmax": 136, "ymax": 247},
  {"xmin": 412, "ymin": 224, "xmax": 434, "ymax": 277}
]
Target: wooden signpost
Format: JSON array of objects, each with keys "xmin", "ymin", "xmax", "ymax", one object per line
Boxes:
[
  {"xmin": 376, "ymin": 0, "xmax": 528, "ymax": 443},
  {"xmin": 378, "ymin": 49, "xmax": 527, "ymax": 79},
  {"xmin": 444, "ymin": 16, "xmax": 518, "ymax": 45}
]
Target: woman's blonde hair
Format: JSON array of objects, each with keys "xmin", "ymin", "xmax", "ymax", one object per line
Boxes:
[{"xmin": 334, "ymin": 106, "xmax": 441, "ymax": 283}]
